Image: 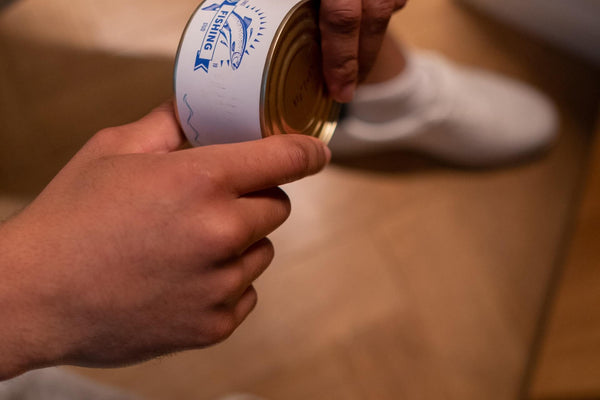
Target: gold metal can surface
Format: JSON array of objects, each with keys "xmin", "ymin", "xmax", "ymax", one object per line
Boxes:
[{"xmin": 174, "ymin": 0, "xmax": 340, "ymax": 146}]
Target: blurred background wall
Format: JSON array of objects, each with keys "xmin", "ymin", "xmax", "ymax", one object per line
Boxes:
[{"xmin": 461, "ymin": 0, "xmax": 600, "ymax": 65}]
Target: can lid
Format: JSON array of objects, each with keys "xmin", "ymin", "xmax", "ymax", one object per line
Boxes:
[{"xmin": 260, "ymin": 0, "xmax": 340, "ymax": 144}]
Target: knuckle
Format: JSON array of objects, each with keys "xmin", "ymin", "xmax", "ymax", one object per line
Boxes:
[
  {"xmin": 272, "ymin": 188, "xmax": 292, "ymax": 220},
  {"xmin": 283, "ymin": 140, "xmax": 313, "ymax": 178},
  {"xmin": 341, "ymin": 61, "xmax": 360, "ymax": 84},
  {"xmin": 269, "ymin": 136, "xmax": 328, "ymax": 184},
  {"xmin": 364, "ymin": 1, "xmax": 394, "ymax": 34},
  {"xmin": 205, "ymin": 313, "xmax": 237, "ymax": 343},
  {"xmin": 258, "ymin": 239, "xmax": 276, "ymax": 266},
  {"xmin": 210, "ymin": 217, "xmax": 249, "ymax": 256},
  {"xmin": 322, "ymin": 8, "xmax": 361, "ymax": 34},
  {"xmin": 220, "ymin": 268, "xmax": 246, "ymax": 299},
  {"xmin": 88, "ymin": 127, "xmax": 121, "ymax": 151},
  {"xmin": 248, "ymin": 285, "xmax": 259, "ymax": 303},
  {"xmin": 186, "ymin": 160, "xmax": 228, "ymax": 194},
  {"xmin": 96, "ymin": 126, "xmax": 120, "ymax": 140},
  {"xmin": 242, "ymin": 286, "xmax": 259, "ymax": 314},
  {"xmin": 328, "ymin": 55, "xmax": 359, "ymax": 81},
  {"xmin": 245, "ymin": 239, "xmax": 276, "ymax": 275}
]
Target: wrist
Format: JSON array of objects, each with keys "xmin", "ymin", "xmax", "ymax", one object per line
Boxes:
[{"xmin": 0, "ymin": 215, "xmax": 68, "ymax": 380}]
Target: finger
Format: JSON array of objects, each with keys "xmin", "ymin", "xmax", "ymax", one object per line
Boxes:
[
  {"xmin": 213, "ymin": 239, "xmax": 274, "ymax": 304},
  {"xmin": 190, "ymin": 188, "xmax": 289, "ymax": 261},
  {"xmin": 237, "ymin": 238, "xmax": 275, "ymax": 293},
  {"xmin": 237, "ymin": 187, "xmax": 291, "ymax": 247},
  {"xmin": 232, "ymin": 285, "xmax": 258, "ymax": 326},
  {"xmin": 85, "ymin": 101, "xmax": 186, "ymax": 157},
  {"xmin": 358, "ymin": 0, "xmax": 394, "ymax": 81},
  {"xmin": 320, "ymin": 0, "xmax": 362, "ymax": 103},
  {"xmin": 178, "ymin": 134, "xmax": 331, "ymax": 196}
]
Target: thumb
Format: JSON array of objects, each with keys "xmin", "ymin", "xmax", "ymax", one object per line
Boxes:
[{"xmin": 177, "ymin": 134, "xmax": 332, "ymax": 195}]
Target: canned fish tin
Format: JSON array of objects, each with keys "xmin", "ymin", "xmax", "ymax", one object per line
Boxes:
[{"xmin": 174, "ymin": 0, "xmax": 340, "ymax": 146}]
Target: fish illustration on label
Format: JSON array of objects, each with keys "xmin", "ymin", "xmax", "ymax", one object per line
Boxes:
[
  {"xmin": 223, "ymin": 11, "xmax": 252, "ymax": 69},
  {"xmin": 194, "ymin": 0, "xmax": 266, "ymax": 72}
]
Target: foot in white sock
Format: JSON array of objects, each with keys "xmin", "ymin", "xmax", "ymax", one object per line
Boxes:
[
  {"xmin": 0, "ymin": 368, "xmax": 137, "ymax": 400},
  {"xmin": 214, "ymin": 394, "xmax": 266, "ymax": 400},
  {"xmin": 329, "ymin": 51, "xmax": 559, "ymax": 167}
]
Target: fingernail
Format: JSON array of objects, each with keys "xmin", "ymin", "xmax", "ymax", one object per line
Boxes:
[{"xmin": 337, "ymin": 83, "xmax": 356, "ymax": 103}]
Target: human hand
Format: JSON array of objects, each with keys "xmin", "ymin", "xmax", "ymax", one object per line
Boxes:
[
  {"xmin": 0, "ymin": 102, "xmax": 330, "ymax": 378},
  {"xmin": 320, "ymin": 0, "xmax": 408, "ymax": 102}
]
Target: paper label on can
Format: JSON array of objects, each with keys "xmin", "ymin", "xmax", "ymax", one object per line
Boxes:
[
  {"xmin": 175, "ymin": 0, "xmax": 302, "ymax": 146},
  {"xmin": 193, "ymin": 1, "xmax": 264, "ymax": 73}
]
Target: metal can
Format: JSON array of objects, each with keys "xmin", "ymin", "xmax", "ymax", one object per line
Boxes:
[{"xmin": 174, "ymin": 0, "xmax": 340, "ymax": 146}]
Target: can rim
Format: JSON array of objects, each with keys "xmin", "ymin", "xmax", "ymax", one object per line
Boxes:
[
  {"xmin": 259, "ymin": 0, "xmax": 340, "ymax": 144},
  {"xmin": 173, "ymin": 0, "xmax": 340, "ymax": 145}
]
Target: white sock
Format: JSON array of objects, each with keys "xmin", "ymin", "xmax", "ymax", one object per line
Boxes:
[
  {"xmin": 0, "ymin": 368, "xmax": 137, "ymax": 400},
  {"xmin": 348, "ymin": 53, "xmax": 437, "ymax": 124},
  {"xmin": 331, "ymin": 51, "xmax": 558, "ymax": 165}
]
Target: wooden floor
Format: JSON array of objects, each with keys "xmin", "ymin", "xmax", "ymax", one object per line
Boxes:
[
  {"xmin": 1, "ymin": 1, "xmax": 599, "ymax": 399},
  {"xmin": 529, "ymin": 120, "xmax": 600, "ymax": 399}
]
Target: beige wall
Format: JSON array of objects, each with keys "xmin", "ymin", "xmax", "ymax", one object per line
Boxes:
[{"xmin": 459, "ymin": 0, "xmax": 600, "ymax": 65}]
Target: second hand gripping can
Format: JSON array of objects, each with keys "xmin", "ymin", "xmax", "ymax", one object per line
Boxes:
[{"xmin": 174, "ymin": 0, "xmax": 341, "ymax": 146}]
